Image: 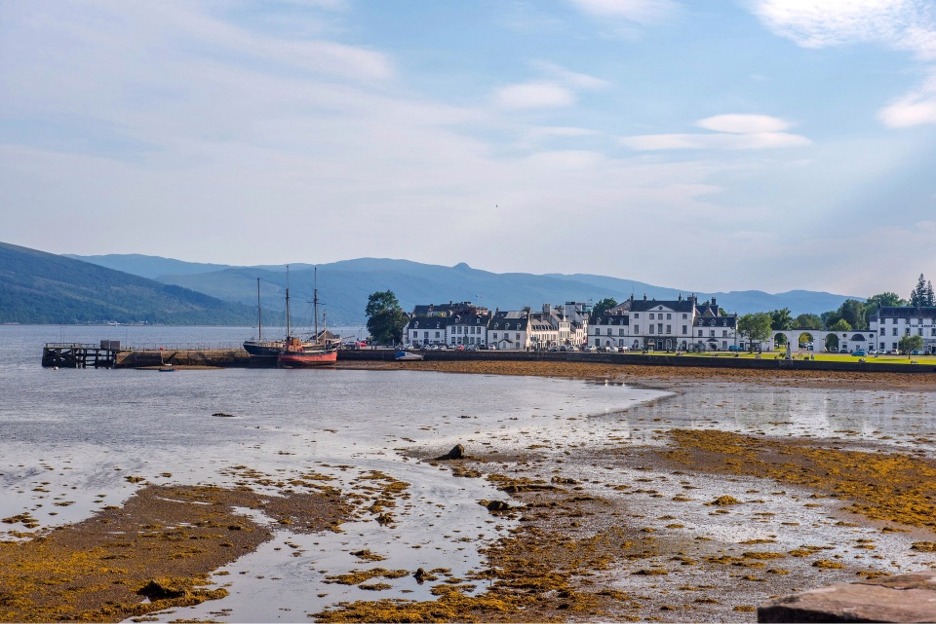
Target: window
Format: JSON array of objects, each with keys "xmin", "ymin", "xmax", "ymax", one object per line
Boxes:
[
  {"xmin": 894, "ymin": 328, "xmax": 898, "ymax": 336},
  {"xmin": 658, "ymin": 323, "xmax": 663, "ymax": 334},
  {"xmin": 649, "ymin": 313, "xmax": 655, "ymax": 320},
  {"xmin": 710, "ymin": 329, "xmax": 715, "ymax": 337},
  {"xmin": 649, "ymin": 325, "xmax": 655, "ymax": 334},
  {"xmin": 634, "ymin": 313, "xmax": 639, "ymax": 319},
  {"xmin": 666, "ymin": 313, "xmax": 672, "ymax": 320},
  {"xmin": 682, "ymin": 313, "xmax": 688, "ymax": 320},
  {"xmin": 682, "ymin": 325, "xmax": 687, "ymax": 334},
  {"xmin": 635, "ymin": 325, "xmax": 640, "ymax": 334},
  {"xmin": 666, "ymin": 324, "xmax": 671, "ymax": 334},
  {"xmin": 722, "ymin": 330, "xmax": 727, "ymax": 337},
  {"xmin": 698, "ymin": 329, "xmax": 703, "ymax": 337}
]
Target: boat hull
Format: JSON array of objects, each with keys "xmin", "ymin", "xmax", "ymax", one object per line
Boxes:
[
  {"xmin": 277, "ymin": 349, "xmax": 338, "ymax": 367},
  {"xmin": 243, "ymin": 340, "xmax": 284, "ymax": 357}
]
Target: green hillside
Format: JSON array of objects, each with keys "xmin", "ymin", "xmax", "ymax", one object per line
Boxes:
[{"xmin": 0, "ymin": 242, "xmax": 255, "ymax": 325}]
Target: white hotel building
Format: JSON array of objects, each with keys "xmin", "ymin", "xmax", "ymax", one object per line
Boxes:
[
  {"xmin": 588, "ymin": 295, "xmax": 739, "ymax": 352},
  {"xmin": 869, "ymin": 306, "xmax": 936, "ymax": 354}
]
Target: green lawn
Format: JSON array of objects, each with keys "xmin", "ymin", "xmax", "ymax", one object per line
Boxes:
[{"xmin": 669, "ymin": 351, "xmax": 936, "ymax": 365}]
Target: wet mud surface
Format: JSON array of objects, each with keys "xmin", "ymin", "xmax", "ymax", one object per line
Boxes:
[{"xmin": 3, "ymin": 360, "xmax": 936, "ymax": 622}]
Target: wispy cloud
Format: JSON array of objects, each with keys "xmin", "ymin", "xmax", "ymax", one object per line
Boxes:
[
  {"xmin": 568, "ymin": 0, "xmax": 681, "ymax": 24},
  {"xmin": 493, "ymin": 62, "xmax": 608, "ymax": 110},
  {"xmin": 620, "ymin": 114, "xmax": 810, "ymax": 150},
  {"xmin": 751, "ymin": 0, "xmax": 936, "ymax": 127},
  {"xmin": 493, "ymin": 82, "xmax": 577, "ymax": 109}
]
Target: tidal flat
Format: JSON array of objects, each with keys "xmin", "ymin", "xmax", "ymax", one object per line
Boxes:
[{"xmin": 2, "ymin": 360, "xmax": 935, "ymax": 622}]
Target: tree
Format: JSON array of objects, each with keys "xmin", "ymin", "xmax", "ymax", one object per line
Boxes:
[
  {"xmin": 769, "ymin": 308, "xmax": 793, "ymax": 330},
  {"xmin": 865, "ymin": 292, "xmax": 905, "ymax": 309},
  {"xmin": 909, "ymin": 274, "xmax": 934, "ymax": 307},
  {"xmin": 737, "ymin": 312, "xmax": 772, "ymax": 352},
  {"xmin": 365, "ymin": 290, "xmax": 409, "ymax": 346},
  {"xmin": 829, "ymin": 318, "xmax": 852, "ymax": 332},
  {"xmin": 590, "ymin": 298, "xmax": 617, "ymax": 321},
  {"xmin": 838, "ymin": 299, "xmax": 867, "ymax": 330},
  {"xmin": 898, "ymin": 334, "xmax": 924, "ymax": 357},
  {"xmin": 794, "ymin": 313, "xmax": 823, "ymax": 330}
]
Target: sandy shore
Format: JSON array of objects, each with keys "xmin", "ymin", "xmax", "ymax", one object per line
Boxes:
[{"xmin": 3, "ymin": 360, "xmax": 935, "ymax": 622}]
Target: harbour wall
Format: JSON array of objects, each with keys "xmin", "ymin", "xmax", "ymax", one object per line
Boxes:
[{"xmin": 104, "ymin": 347, "xmax": 936, "ymax": 373}]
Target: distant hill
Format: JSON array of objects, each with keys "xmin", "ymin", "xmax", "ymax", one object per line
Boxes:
[
  {"xmin": 69, "ymin": 253, "xmax": 862, "ymax": 325},
  {"xmin": 62, "ymin": 253, "xmax": 233, "ymax": 279},
  {"xmin": 0, "ymin": 242, "xmax": 256, "ymax": 325}
]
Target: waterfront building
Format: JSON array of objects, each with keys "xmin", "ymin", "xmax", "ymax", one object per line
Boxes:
[
  {"xmin": 404, "ymin": 301, "xmax": 489, "ymax": 348},
  {"xmin": 487, "ymin": 309, "xmax": 533, "ymax": 350},
  {"xmin": 869, "ymin": 306, "xmax": 936, "ymax": 354},
  {"xmin": 588, "ymin": 295, "xmax": 738, "ymax": 352}
]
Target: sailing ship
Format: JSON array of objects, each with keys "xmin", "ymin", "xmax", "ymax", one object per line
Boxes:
[
  {"xmin": 276, "ymin": 268, "xmax": 338, "ymax": 368},
  {"xmin": 243, "ymin": 277, "xmax": 285, "ymax": 358}
]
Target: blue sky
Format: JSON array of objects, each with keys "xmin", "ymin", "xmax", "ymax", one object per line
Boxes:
[{"xmin": 2, "ymin": 0, "xmax": 936, "ymax": 297}]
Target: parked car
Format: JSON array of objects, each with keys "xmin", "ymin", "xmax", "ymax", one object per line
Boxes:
[{"xmin": 852, "ymin": 349, "xmax": 866, "ymax": 357}]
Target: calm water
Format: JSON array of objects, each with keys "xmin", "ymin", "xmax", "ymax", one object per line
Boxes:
[{"xmin": 3, "ymin": 325, "xmax": 935, "ymax": 621}]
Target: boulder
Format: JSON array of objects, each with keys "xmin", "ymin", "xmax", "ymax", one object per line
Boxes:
[
  {"xmin": 758, "ymin": 572, "xmax": 936, "ymax": 623},
  {"xmin": 435, "ymin": 444, "xmax": 465, "ymax": 461}
]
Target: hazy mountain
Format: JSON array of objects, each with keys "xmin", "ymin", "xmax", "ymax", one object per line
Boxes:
[
  {"xmin": 1, "ymin": 242, "xmax": 255, "ymax": 325},
  {"xmin": 62, "ymin": 253, "xmax": 233, "ymax": 279},
  {"xmin": 69, "ymin": 253, "xmax": 863, "ymax": 325}
]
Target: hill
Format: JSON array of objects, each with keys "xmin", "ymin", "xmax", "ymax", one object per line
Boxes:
[
  {"xmin": 0, "ymin": 242, "xmax": 256, "ymax": 325},
  {"xmin": 72, "ymin": 254, "xmax": 861, "ymax": 325}
]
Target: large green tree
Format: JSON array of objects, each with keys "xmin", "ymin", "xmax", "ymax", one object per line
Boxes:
[
  {"xmin": 865, "ymin": 292, "xmax": 905, "ymax": 309},
  {"xmin": 365, "ymin": 290, "xmax": 409, "ymax": 346},
  {"xmin": 898, "ymin": 334, "xmax": 924, "ymax": 357},
  {"xmin": 737, "ymin": 312, "xmax": 772, "ymax": 352},
  {"xmin": 838, "ymin": 299, "xmax": 867, "ymax": 330},
  {"xmin": 909, "ymin": 274, "xmax": 935, "ymax": 307},
  {"xmin": 769, "ymin": 308, "xmax": 794, "ymax": 330},
  {"xmin": 590, "ymin": 297, "xmax": 618, "ymax": 321},
  {"xmin": 793, "ymin": 313, "xmax": 823, "ymax": 330}
]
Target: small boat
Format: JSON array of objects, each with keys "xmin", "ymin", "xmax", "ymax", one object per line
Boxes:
[{"xmin": 395, "ymin": 350, "xmax": 424, "ymax": 361}]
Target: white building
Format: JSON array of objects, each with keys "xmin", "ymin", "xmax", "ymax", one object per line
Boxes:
[
  {"xmin": 404, "ymin": 302, "xmax": 490, "ymax": 348},
  {"xmin": 869, "ymin": 306, "xmax": 936, "ymax": 353},
  {"xmin": 588, "ymin": 295, "xmax": 738, "ymax": 352},
  {"xmin": 488, "ymin": 309, "xmax": 532, "ymax": 350}
]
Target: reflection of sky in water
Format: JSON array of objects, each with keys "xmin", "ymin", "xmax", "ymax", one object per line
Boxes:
[{"xmin": 621, "ymin": 383, "xmax": 936, "ymax": 453}]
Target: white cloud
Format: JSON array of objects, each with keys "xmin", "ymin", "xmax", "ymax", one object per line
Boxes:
[
  {"xmin": 752, "ymin": 0, "xmax": 936, "ymax": 128},
  {"xmin": 569, "ymin": 0, "xmax": 680, "ymax": 24},
  {"xmin": 494, "ymin": 81, "xmax": 577, "ymax": 109},
  {"xmin": 878, "ymin": 74, "xmax": 936, "ymax": 127},
  {"xmin": 531, "ymin": 61, "xmax": 611, "ymax": 91},
  {"xmin": 620, "ymin": 114, "xmax": 810, "ymax": 150},
  {"xmin": 752, "ymin": 0, "xmax": 934, "ymax": 56},
  {"xmin": 696, "ymin": 114, "xmax": 792, "ymax": 134}
]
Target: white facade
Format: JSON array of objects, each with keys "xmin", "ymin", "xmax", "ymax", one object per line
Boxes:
[
  {"xmin": 870, "ymin": 307, "xmax": 936, "ymax": 353},
  {"xmin": 588, "ymin": 296, "xmax": 737, "ymax": 352}
]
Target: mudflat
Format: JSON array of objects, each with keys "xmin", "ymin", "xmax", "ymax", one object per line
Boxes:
[{"xmin": 3, "ymin": 360, "xmax": 935, "ymax": 622}]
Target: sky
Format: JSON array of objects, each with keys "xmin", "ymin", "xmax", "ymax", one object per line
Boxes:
[{"xmin": 2, "ymin": 0, "xmax": 936, "ymax": 297}]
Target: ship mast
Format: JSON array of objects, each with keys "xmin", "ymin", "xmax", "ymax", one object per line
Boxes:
[
  {"xmin": 284, "ymin": 265, "xmax": 291, "ymax": 340},
  {"xmin": 256, "ymin": 277, "xmax": 263, "ymax": 340},
  {"xmin": 313, "ymin": 267, "xmax": 319, "ymax": 343}
]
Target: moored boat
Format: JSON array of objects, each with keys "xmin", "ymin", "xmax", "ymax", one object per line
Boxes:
[
  {"xmin": 243, "ymin": 277, "xmax": 284, "ymax": 357},
  {"xmin": 394, "ymin": 350, "xmax": 424, "ymax": 361},
  {"xmin": 276, "ymin": 268, "xmax": 339, "ymax": 368}
]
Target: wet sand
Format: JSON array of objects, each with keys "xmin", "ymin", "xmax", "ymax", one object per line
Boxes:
[{"xmin": 3, "ymin": 360, "xmax": 936, "ymax": 622}]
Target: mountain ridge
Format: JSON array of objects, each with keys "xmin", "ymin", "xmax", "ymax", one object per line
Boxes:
[{"xmin": 66, "ymin": 252, "xmax": 861, "ymax": 323}]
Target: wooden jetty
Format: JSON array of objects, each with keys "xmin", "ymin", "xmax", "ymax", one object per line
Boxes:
[{"xmin": 42, "ymin": 341, "xmax": 121, "ymax": 368}]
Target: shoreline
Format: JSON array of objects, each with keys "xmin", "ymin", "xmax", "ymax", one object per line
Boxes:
[{"xmin": 3, "ymin": 362, "xmax": 935, "ymax": 622}]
